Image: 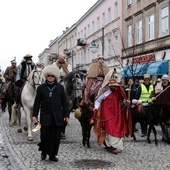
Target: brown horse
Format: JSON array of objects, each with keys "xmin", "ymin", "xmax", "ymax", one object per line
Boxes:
[{"xmin": 5, "ymin": 73, "xmax": 16, "ymax": 121}]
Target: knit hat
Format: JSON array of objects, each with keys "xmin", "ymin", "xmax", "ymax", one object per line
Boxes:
[
  {"xmin": 42, "ymin": 65, "xmax": 60, "ymax": 80},
  {"xmin": 161, "ymin": 74, "xmax": 169, "ymax": 81}
]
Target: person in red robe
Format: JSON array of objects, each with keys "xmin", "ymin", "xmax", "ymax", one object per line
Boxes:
[{"xmin": 93, "ymin": 78, "xmax": 131, "ymax": 154}]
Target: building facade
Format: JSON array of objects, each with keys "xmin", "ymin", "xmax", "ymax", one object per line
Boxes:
[
  {"xmin": 38, "ymin": 0, "xmax": 170, "ymax": 82},
  {"xmin": 122, "ymin": 0, "xmax": 170, "ymax": 82},
  {"xmin": 39, "ymin": 0, "xmax": 123, "ymax": 82}
]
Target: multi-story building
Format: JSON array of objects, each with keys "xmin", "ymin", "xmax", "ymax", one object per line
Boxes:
[
  {"xmin": 39, "ymin": 0, "xmax": 123, "ymax": 82},
  {"xmin": 122, "ymin": 0, "xmax": 170, "ymax": 82},
  {"xmin": 75, "ymin": 0, "xmax": 123, "ymax": 81}
]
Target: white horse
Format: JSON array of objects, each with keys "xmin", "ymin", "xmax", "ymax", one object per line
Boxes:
[{"xmin": 10, "ymin": 67, "xmax": 43, "ymax": 141}]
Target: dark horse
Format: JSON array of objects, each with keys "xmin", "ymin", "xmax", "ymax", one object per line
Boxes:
[
  {"xmin": 78, "ymin": 102, "xmax": 94, "ymax": 148},
  {"xmin": 5, "ymin": 73, "xmax": 16, "ymax": 121},
  {"xmin": 131, "ymin": 102, "xmax": 160, "ymax": 145},
  {"xmin": 59, "ymin": 70, "xmax": 87, "ymax": 137}
]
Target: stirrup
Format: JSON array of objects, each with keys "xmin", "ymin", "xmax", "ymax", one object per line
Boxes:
[{"xmin": 14, "ymin": 104, "xmax": 18, "ymax": 109}]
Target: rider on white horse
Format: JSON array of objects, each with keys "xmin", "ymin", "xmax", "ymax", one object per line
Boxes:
[{"xmin": 14, "ymin": 54, "xmax": 35, "ymax": 108}]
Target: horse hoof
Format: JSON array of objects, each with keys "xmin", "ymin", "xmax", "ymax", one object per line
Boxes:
[
  {"xmin": 24, "ymin": 127, "xmax": 28, "ymax": 131},
  {"xmin": 27, "ymin": 136, "xmax": 33, "ymax": 141},
  {"xmin": 9, "ymin": 122, "xmax": 13, "ymax": 127},
  {"xmin": 17, "ymin": 129, "xmax": 22, "ymax": 133}
]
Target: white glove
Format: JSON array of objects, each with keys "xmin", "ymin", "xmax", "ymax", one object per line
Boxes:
[{"xmin": 152, "ymin": 97, "xmax": 156, "ymax": 101}]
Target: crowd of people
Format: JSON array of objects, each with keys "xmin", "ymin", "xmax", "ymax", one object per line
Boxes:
[{"xmin": 0, "ymin": 53, "xmax": 170, "ymax": 162}]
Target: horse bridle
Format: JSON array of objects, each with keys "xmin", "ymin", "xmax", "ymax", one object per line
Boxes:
[{"xmin": 30, "ymin": 69, "xmax": 43, "ymax": 87}]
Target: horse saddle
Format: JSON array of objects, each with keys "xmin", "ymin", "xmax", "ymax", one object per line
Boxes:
[
  {"xmin": 1, "ymin": 82, "xmax": 11, "ymax": 94},
  {"xmin": 15, "ymin": 79, "xmax": 25, "ymax": 87}
]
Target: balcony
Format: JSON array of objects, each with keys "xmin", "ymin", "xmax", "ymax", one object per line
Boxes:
[{"xmin": 77, "ymin": 38, "xmax": 87, "ymax": 46}]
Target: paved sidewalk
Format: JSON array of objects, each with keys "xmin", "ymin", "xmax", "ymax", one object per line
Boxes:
[{"xmin": 0, "ymin": 110, "xmax": 170, "ymax": 170}]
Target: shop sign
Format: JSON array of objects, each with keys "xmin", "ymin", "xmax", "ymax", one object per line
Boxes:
[{"xmin": 132, "ymin": 54, "xmax": 155, "ymax": 64}]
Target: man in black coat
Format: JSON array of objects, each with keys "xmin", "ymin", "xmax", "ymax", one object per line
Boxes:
[{"xmin": 32, "ymin": 65, "xmax": 69, "ymax": 162}]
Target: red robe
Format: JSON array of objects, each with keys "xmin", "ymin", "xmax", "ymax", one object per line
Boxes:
[
  {"xmin": 94, "ymin": 86, "xmax": 132, "ymax": 145},
  {"xmin": 101, "ymin": 89, "xmax": 127, "ymax": 138}
]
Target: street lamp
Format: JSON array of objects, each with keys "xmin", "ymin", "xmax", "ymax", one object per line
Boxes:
[
  {"xmin": 90, "ymin": 40, "xmax": 98, "ymax": 53},
  {"xmin": 90, "ymin": 27, "xmax": 104, "ymax": 55}
]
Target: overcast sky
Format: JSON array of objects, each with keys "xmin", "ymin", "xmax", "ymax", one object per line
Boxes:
[{"xmin": 0, "ymin": 0, "xmax": 97, "ymax": 71}]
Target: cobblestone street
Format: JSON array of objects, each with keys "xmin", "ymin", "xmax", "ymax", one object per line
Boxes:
[{"xmin": 0, "ymin": 110, "xmax": 170, "ymax": 170}]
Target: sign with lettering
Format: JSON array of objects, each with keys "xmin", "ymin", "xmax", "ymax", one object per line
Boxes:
[{"xmin": 132, "ymin": 54, "xmax": 155, "ymax": 64}]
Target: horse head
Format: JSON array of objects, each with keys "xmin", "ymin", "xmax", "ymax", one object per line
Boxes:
[
  {"xmin": 72, "ymin": 71, "xmax": 86, "ymax": 98},
  {"xmin": 60, "ymin": 70, "xmax": 86, "ymax": 113},
  {"xmin": 78, "ymin": 102, "xmax": 94, "ymax": 121},
  {"xmin": 27, "ymin": 68, "xmax": 43, "ymax": 89}
]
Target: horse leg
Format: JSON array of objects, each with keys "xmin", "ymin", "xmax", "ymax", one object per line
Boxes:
[
  {"xmin": 9, "ymin": 105, "xmax": 17, "ymax": 127},
  {"xmin": 7, "ymin": 102, "xmax": 12, "ymax": 121},
  {"xmin": 152, "ymin": 126, "xmax": 158, "ymax": 145},
  {"xmin": 81, "ymin": 125, "xmax": 86, "ymax": 146},
  {"xmin": 131, "ymin": 122, "xmax": 137, "ymax": 141},
  {"xmin": 147, "ymin": 125, "xmax": 152, "ymax": 144},
  {"xmin": 17, "ymin": 108, "xmax": 22, "ymax": 133},
  {"xmin": 22, "ymin": 107, "xmax": 28, "ymax": 131},
  {"xmin": 24, "ymin": 107, "xmax": 33, "ymax": 141},
  {"xmin": 87, "ymin": 125, "xmax": 92, "ymax": 148}
]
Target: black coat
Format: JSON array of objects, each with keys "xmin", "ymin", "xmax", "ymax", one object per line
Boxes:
[{"xmin": 33, "ymin": 82, "xmax": 69, "ymax": 127}]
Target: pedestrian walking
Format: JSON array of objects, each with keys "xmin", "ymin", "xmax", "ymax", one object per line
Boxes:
[{"xmin": 32, "ymin": 65, "xmax": 69, "ymax": 162}]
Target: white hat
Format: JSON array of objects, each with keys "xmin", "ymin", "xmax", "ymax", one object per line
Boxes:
[
  {"xmin": 157, "ymin": 78, "xmax": 161, "ymax": 82},
  {"xmin": 161, "ymin": 74, "xmax": 169, "ymax": 81},
  {"xmin": 11, "ymin": 59, "xmax": 16, "ymax": 64},
  {"xmin": 143, "ymin": 74, "xmax": 150, "ymax": 79},
  {"xmin": 42, "ymin": 65, "xmax": 60, "ymax": 80},
  {"xmin": 36, "ymin": 62, "xmax": 42, "ymax": 66},
  {"xmin": 97, "ymin": 54, "xmax": 104, "ymax": 60}
]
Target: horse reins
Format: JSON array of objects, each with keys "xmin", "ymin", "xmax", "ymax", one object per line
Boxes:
[
  {"xmin": 30, "ymin": 70, "xmax": 42, "ymax": 87},
  {"xmin": 155, "ymin": 85, "xmax": 170, "ymax": 99},
  {"xmin": 93, "ymin": 104, "xmax": 127, "ymax": 122}
]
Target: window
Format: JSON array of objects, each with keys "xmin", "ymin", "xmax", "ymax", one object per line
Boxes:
[
  {"xmin": 87, "ymin": 24, "xmax": 90, "ymax": 36},
  {"xmin": 81, "ymin": 30, "xmax": 83, "ymax": 38},
  {"xmin": 97, "ymin": 17, "xmax": 100, "ymax": 30},
  {"xmin": 114, "ymin": 1, "xmax": 118, "ymax": 19},
  {"xmin": 84, "ymin": 27, "xmax": 86, "ymax": 38},
  {"xmin": 114, "ymin": 34, "xmax": 118, "ymax": 55},
  {"xmin": 108, "ymin": 8, "xmax": 111, "ymax": 23},
  {"xmin": 161, "ymin": 6, "xmax": 169, "ymax": 36},
  {"xmin": 102, "ymin": 12, "xmax": 105, "ymax": 27},
  {"xmin": 127, "ymin": 24, "xmax": 132, "ymax": 47},
  {"xmin": 148, "ymin": 14, "xmax": 154, "ymax": 40},
  {"xmin": 137, "ymin": 20, "xmax": 142, "ymax": 43},
  {"xmin": 92, "ymin": 21, "xmax": 95, "ymax": 33},
  {"xmin": 127, "ymin": 0, "xmax": 132, "ymax": 6}
]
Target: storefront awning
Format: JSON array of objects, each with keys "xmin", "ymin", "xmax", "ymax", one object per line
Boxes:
[
  {"xmin": 146, "ymin": 61, "xmax": 168, "ymax": 76},
  {"xmin": 121, "ymin": 64, "xmax": 149, "ymax": 77}
]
